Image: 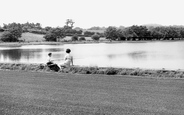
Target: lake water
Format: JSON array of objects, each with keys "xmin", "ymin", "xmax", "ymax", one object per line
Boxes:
[{"xmin": 0, "ymin": 41, "xmax": 184, "ymax": 70}]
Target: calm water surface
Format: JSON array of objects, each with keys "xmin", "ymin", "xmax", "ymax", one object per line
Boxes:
[{"xmin": 0, "ymin": 41, "xmax": 184, "ymax": 70}]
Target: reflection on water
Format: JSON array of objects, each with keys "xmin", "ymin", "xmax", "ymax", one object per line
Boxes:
[
  {"xmin": 0, "ymin": 49, "xmax": 22, "ymax": 61},
  {"xmin": 127, "ymin": 51, "xmax": 147, "ymax": 60},
  {"xmin": 0, "ymin": 45, "xmax": 65, "ymax": 64},
  {"xmin": 0, "ymin": 42, "xmax": 184, "ymax": 70}
]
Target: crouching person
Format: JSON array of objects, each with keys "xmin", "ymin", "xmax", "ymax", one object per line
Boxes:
[
  {"xmin": 46, "ymin": 53, "xmax": 60, "ymax": 72},
  {"xmin": 60, "ymin": 49, "xmax": 74, "ymax": 69}
]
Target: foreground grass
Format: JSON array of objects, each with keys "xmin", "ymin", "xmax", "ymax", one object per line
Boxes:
[
  {"xmin": 0, "ymin": 68, "xmax": 184, "ymax": 115},
  {"xmin": 0, "ymin": 63, "xmax": 184, "ymax": 78}
]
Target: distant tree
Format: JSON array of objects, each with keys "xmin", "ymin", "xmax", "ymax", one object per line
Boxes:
[
  {"xmin": 21, "ymin": 22, "xmax": 43, "ymax": 33},
  {"xmin": 35, "ymin": 23, "xmax": 42, "ymax": 29},
  {"xmin": 44, "ymin": 26, "xmax": 52, "ymax": 31},
  {"xmin": 65, "ymin": 19, "xmax": 75, "ymax": 29},
  {"xmin": 180, "ymin": 29, "xmax": 184, "ymax": 38},
  {"xmin": 79, "ymin": 36, "xmax": 86, "ymax": 41},
  {"xmin": 3, "ymin": 23, "xmax": 8, "ymax": 29},
  {"xmin": 0, "ymin": 26, "xmax": 4, "ymax": 32},
  {"xmin": 1, "ymin": 29, "xmax": 21, "ymax": 42},
  {"xmin": 166, "ymin": 27, "xmax": 180, "ymax": 40},
  {"xmin": 104, "ymin": 26, "xmax": 118, "ymax": 40},
  {"xmin": 150, "ymin": 27, "xmax": 163, "ymax": 40},
  {"xmin": 1, "ymin": 23, "xmax": 23, "ymax": 42},
  {"xmin": 44, "ymin": 27, "xmax": 65, "ymax": 41},
  {"xmin": 129, "ymin": 25, "xmax": 150, "ymax": 40},
  {"xmin": 71, "ymin": 34, "xmax": 78, "ymax": 41},
  {"xmin": 91, "ymin": 34, "xmax": 100, "ymax": 41},
  {"xmin": 116, "ymin": 29, "xmax": 126, "ymax": 41},
  {"xmin": 122, "ymin": 28, "xmax": 138, "ymax": 41}
]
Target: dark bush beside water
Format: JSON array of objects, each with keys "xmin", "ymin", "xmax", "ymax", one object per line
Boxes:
[{"xmin": 0, "ymin": 63, "xmax": 184, "ymax": 78}]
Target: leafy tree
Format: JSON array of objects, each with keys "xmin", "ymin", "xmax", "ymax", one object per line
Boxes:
[
  {"xmin": 44, "ymin": 27, "xmax": 65, "ymax": 41},
  {"xmin": 150, "ymin": 27, "xmax": 163, "ymax": 40},
  {"xmin": 35, "ymin": 23, "xmax": 42, "ymax": 29},
  {"xmin": 104, "ymin": 26, "xmax": 118, "ymax": 40},
  {"xmin": 116, "ymin": 29, "xmax": 126, "ymax": 41},
  {"xmin": 166, "ymin": 27, "xmax": 180, "ymax": 40},
  {"xmin": 180, "ymin": 29, "xmax": 184, "ymax": 38},
  {"xmin": 1, "ymin": 23, "xmax": 23, "ymax": 42},
  {"xmin": 71, "ymin": 34, "xmax": 78, "ymax": 41},
  {"xmin": 65, "ymin": 19, "xmax": 75, "ymax": 29},
  {"xmin": 121, "ymin": 28, "xmax": 138, "ymax": 41},
  {"xmin": 0, "ymin": 26, "xmax": 4, "ymax": 32},
  {"xmin": 91, "ymin": 34, "xmax": 100, "ymax": 41},
  {"xmin": 44, "ymin": 26, "xmax": 52, "ymax": 31},
  {"xmin": 129, "ymin": 25, "xmax": 150, "ymax": 40},
  {"xmin": 1, "ymin": 30, "xmax": 20, "ymax": 42},
  {"xmin": 79, "ymin": 36, "xmax": 86, "ymax": 41}
]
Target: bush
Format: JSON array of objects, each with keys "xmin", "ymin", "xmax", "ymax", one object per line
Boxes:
[
  {"xmin": 104, "ymin": 26, "xmax": 118, "ymax": 40},
  {"xmin": 44, "ymin": 28, "xmax": 65, "ymax": 41},
  {"xmin": 1, "ymin": 29, "xmax": 21, "ymax": 42},
  {"xmin": 71, "ymin": 35, "xmax": 78, "ymax": 41},
  {"xmin": 79, "ymin": 36, "xmax": 86, "ymax": 41},
  {"xmin": 44, "ymin": 32, "xmax": 57, "ymax": 41},
  {"xmin": 91, "ymin": 34, "xmax": 100, "ymax": 41},
  {"xmin": 104, "ymin": 68, "xmax": 119, "ymax": 75}
]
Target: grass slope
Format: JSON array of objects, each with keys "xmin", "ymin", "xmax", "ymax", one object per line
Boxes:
[{"xmin": 19, "ymin": 32, "xmax": 45, "ymax": 42}]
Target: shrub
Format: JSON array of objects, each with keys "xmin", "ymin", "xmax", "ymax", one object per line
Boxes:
[
  {"xmin": 44, "ymin": 27, "xmax": 65, "ymax": 41},
  {"xmin": 91, "ymin": 34, "xmax": 100, "ymax": 41},
  {"xmin": 71, "ymin": 35, "xmax": 78, "ymax": 41},
  {"xmin": 79, "ymin": 36, "xmax": 86, "ymax": 41},
  {"xmin": 1, "ymin": 30, "xmax": 20, "ymax": 42},
  {"xmin": 104, "ymin": 68, "xmax": 118, "ymax": 75}
]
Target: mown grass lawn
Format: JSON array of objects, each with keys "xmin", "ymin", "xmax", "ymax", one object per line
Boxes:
[{"xmin": 0, "ymin": 70, "xmax": 184, "ymax": 115}]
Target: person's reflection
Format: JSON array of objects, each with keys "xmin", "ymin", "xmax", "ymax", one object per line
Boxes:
[
  {"xmin": 0, "ymin": 49, "xmax": 22, "ymax": 61},
  {"xmin": 107, "ymin": 54, "xmax": 125, "ymax": 59},
  {"xmin": 128, "ymin": 51, "xmax": 147, "ymax": 60}
]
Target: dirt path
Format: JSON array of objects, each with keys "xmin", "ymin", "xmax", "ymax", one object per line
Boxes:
[{"xmin": 0, "ymin": 70, "xmax": 184, "ymax": 115}]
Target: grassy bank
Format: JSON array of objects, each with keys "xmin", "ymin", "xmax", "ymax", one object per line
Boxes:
[{"xmin": 0, "ymin": 63, "xmax": 184, "ymax": 78}]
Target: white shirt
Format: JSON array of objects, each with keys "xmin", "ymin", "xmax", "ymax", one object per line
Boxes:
[
  {"xmin": 63, "ymin": 53, "xmax": 73, "ymax": 66},
  {"xmin": 47, "ymin": 56, "xmax": 52, "ymax": 62}
]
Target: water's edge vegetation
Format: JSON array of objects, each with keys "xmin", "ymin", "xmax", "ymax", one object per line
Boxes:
[{"xmin": 0, "ymin": 63, "xmax": 184, "ymax": 78}]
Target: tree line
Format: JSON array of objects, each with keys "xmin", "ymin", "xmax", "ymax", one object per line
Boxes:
[
  {"xmin": 105, "ymin": 25, "xmax": 184, "ymax": 41},
  {"xmin": 1, "ymin": 20, "xmax": 184, "ymax": 42}
]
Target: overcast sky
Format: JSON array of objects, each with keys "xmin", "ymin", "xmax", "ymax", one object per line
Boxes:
[{"xmin": 0, "ymin": 0, "xmax": 184, "ymax": 29}]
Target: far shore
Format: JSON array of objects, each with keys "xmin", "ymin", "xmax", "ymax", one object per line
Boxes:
[{"xmin": 0, "ymin": 39, "xmax": 184, "ymax": 47}]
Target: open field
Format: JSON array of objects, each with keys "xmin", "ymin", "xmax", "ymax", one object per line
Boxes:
[
  {"xmin": 0, "ymin": 70, "xmax": 184, "ymax": 115},
  {"xmin": 19, "ymin": 32, "xmax": 45, "ymax": 42}
]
